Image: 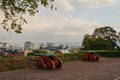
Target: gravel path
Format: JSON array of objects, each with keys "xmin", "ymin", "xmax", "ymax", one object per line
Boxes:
[{"xmin": 0, "ymin": 57, "xmax": 120, "ymax": 80}]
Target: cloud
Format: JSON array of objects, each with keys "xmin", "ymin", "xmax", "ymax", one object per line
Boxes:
[
  {"xmin": 76, "ymin": 0, "xmax": 116, "ymax": 9},
  {"xmin": 52, "ymin": 16, "xmax": 101, "ymax": 36},
  {"xmin": 23, "ymin": 14, "xmax": 101, "ymax": 42},
  {"xmin": 53, "ymin": 0, "xmax": 74, "ymax": 11},
  {"xmin": 0, "ymin": 0, "xmax": 120, "ymax": 46},
  {"xmin": 111, "ymin": 24, "xmax": 120, "ymax": 33}
]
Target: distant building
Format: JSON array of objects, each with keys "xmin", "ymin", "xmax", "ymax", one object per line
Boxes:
[
  {"xmin": 5, "ymin": 46, "xmax": 25, "ymax": 56},
  {"xmin": 39, "ymin": 43, "xmax": 70, "ymax": 51},
  {"xmin": 0, "ymin": 42, "xmax": 10, "ymax": 56},
  {"xmin": 24, "ymin": 49, "xmax": 33, "ymax": 56},
  {"xmin": 5, "ymin": 49, "xmax": 25, "ymax": 56},
  {"xmin": 24, "ymin": 41, "xmax": 34, "ymax": 50},
  {"xmin": 0, "ymin": 42, "xmax": 10, "ymax": 48},
  {"xmin": 0, "ymin": 48, "xmax": 5, "ymax": 56}
]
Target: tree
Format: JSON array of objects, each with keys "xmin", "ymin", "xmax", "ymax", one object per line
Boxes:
[
  {"xmin": 81, "ymin": 34, "xmax": 91, "ymax": 49},
  {"xmin": 93, "ymin": 26, "xmax": 117, "ymax": 40},
  {"xmin": 0, "ymin": 0, "xmax": 55, "ymax": 33},
  {"xmin": 82, "ymin": 37, "xmax": 109, "ymax": 50},
  {"xmin": 81, "ymin": 26, "xmax": 118, "ymax": 50},
  {"xmin": 93, "ymin": 26, "xmax": 118, "ymax": 49}
]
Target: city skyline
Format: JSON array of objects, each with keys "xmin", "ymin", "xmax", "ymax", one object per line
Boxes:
[{"xmin": 0, "ymin": 0, "xmax": 120, "ymax": 46}]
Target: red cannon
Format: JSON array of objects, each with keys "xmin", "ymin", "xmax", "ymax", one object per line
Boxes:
[
  {"xmin": 35, "ymin": 54, "xmax": 63, "ymax": 70},
  {"xmin": 82, "ymin": 52, "xmax": 100, "ymax": 61}
]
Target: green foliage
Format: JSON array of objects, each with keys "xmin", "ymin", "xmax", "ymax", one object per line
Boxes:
[
  {"xmin": 58, "ymin": 53, "xmax": 83, "ymax": 63},
  {"xmin": 0, "ymin": 0, "xmax": 55, "ymax": 33},
  {"xmin": 96, "ymin": 50, "xmax": 120, "ymax": 58},
  {"xmin": 73, "ymin": 47, "xmax": 81, "ymax": 54},
  {"xmin": 27, "ymin": 52, "xmax": 34, "ymax": 56},
  {"xmin": 0, "ymin": 56, "xmax": 32, "ymax": 72},
  {"xmin": 93, "ymin": 26, "xmax": 117, "ymax": 39},
  {"xmin": 82, "ymin": 37, "xmax": 116, "ymax": 50},
  {"xmin": 27, "ymin": 50, "xmax": 48, "ymax": 56},
  {"xmin": 82, "ymin": 26, "xmax": 118, "ymax": 50}
]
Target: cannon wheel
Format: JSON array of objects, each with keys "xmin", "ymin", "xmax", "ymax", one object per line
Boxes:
[
  {"xmin": 55, "ymin": 58, "xmax": 63, "ymax": 69},
  {"xmin": 82, "ymin": 54, "xmax": 89, "ymax": 61},
  {"xmin": 46, "ymin": 60, "xmax": 55, "ymax": 70},
  {"xmin": 96, "ymin": 55, "xmax": 99, "ymax": 61},
  {"xmin": 89, "ymin": 55, "xmax": 97, "ymax": 61},
  {"xmin": 36, "ymin": 59, "xmax": 44, "ymax": 68}
]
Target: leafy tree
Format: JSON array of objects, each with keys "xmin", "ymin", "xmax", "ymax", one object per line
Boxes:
[
  {"xmin": 81, "ymin": 26, "xmax": 118, "ymax": 50},
  {"xmin": 81, "ymin": 34, "xmax": 91, "ymax": 48},
  {"xmin": 93, "ymin": 26, "xmax": 117, "ymax": 40},
  {"xmin": 82, "ymin": 37, "xmax": 107, "ymax": 50},
  {"xmin": 0, "ymin": 0, "xmax": 55, "ymax": 33},
  {"xmin": 83, "ymin": 34, "xmax": 91, "ymax": 40},
  {"xmin": 93, "ymin": 26, "xmax": 118, "ymax": 49}
]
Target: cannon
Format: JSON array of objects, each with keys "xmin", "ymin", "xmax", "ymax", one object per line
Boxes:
[
  {"xmin": 82, "ymin": 52, "xmax": 99, "ymax": 61},
  {"xmin": 35, "ymin": 54, "xmax": 63, "ymax": 70}
]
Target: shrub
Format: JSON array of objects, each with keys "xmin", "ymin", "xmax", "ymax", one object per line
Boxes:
[
  {"xmin": 96, "ymin": 50, "xmax": 120, "ymax": 58},
  {"xmin": 27, "ymin": 52, "xmax": 34, "ymax": 56},
  {"xmin": 0, "ymin": 56, "xmax": 32, "ymax": 72},
  {"xmin": 58, "ymin": 53, "xmax": 83, "ymax": 63}
]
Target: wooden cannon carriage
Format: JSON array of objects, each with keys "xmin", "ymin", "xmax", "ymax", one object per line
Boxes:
[
  {"xmin": 35, "ymin": 54, "xmax": 63, "ymax": 70},
  {"xmin": 82, "ymin": 52, "xmax": 100, "ymax": 61}
]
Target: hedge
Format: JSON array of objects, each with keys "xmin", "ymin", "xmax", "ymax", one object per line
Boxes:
[
  {"xmin": 56, "ymin": 53, "xmax": 83, "ymax": 63},
  {"xmin": 96, "ymin": 51, "xmax": 120, "ymax": 58}
]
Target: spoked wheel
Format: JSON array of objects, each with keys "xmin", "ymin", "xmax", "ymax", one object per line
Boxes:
[
  {"xmin": 89, "ymin": 55, "xmax": 97, "ymax": 61},
  {"xmin": 82, "ymin": 54, "xmax": 89, "ymax": 61},
  {"xmin": 36, "ymin": 59, "xmax": 44, "ymax": 68},
  {"xmin": 55, "ymin": 58, "xmax": 63, "ymax": 69},
  {"xmin": 46, "ymin": 60, "xmax": 55, "ymax": 70},
  {"xmin": 96, "ymin": 55, "xmax": 99, "ymax": 61}
]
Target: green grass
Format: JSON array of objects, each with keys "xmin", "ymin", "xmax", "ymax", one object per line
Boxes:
[
  {"xmin": 0, "ymin": 53, "xmax": 83, "ymax": 72},
  {"xmin": 0, "ymin": 56, "xmax": 32, "ymax": 72},
  {"xmin": 57, "ymin": 53, "xmax": 83, "ymax": 63}
]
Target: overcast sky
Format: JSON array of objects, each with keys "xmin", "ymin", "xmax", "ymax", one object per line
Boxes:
[{"xmin": 0, "ymin": 0, "xmax": 120, "ymax": 46}]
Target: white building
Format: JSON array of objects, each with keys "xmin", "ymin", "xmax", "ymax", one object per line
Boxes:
[
  {"xmin": 0, "ymin": 42, "xmax": 10, "ymax": 48},
  {"xmin": 24, "ymin": 41, "xmax": 35, "ymax": 50}
]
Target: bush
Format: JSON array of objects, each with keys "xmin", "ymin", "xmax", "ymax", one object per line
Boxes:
[
  {"xmin": 0, "ymin": 56, "xmax": 32, "ymax": 72},
  {"xmin": 96, "ymin": 50, "xmax": 120, "ymax": 58},
  {"xmin": 58, "ymin": 53, "xmax": 83, "ymax": 63},
  {"xmin": 27, "ymin": 52, "xmax": 34, "ymax": 56},
  {"xmin": 27, "ymin": 50, "xmax": 48, "ymax": 56}
]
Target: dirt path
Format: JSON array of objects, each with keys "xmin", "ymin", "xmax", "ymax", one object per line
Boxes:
[{"xmin": 0, "ymin": 57, "xmax": 120, "ymax": 80}]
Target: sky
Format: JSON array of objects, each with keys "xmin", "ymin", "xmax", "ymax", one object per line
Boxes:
[{"xmin": 0, "ymin": 0, "xmax": 120, "ymax": 46}]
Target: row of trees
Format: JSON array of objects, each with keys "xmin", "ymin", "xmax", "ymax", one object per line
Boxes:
[{"xmin": 81, "ymin": 26, "xmax": 120, "ymax": 50}]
